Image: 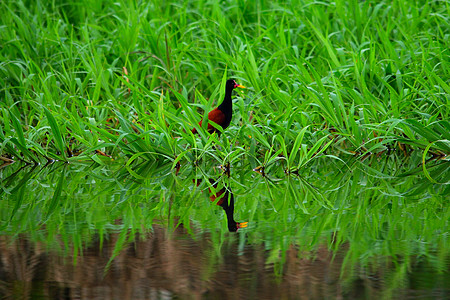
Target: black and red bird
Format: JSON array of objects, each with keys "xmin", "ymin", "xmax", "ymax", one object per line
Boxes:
[{"xmin": 192, "ymin": 79, "xmax": 245, "ymax": 134}]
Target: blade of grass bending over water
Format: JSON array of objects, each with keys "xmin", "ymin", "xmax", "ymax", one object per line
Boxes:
[
  {"xmin": 43, "ymin": 106, "xmax": 67, "ymax": 161},
  {"xmin": 2, "ymin": 108, "xmax": 38, "ymax": 163},
  {"xmin": 403, "ymin": 119, "xmax": 450, "ymax": 153},
  {"xmin": 422, "ymin": 140, "xmax": 450, "ymax": 184},
  {"xmin": 287, "ymin": 126, "xmax": 309, "ymax": 169}
]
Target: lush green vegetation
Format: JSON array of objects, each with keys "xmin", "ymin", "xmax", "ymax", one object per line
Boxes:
[
  {"xmin": 0, "ymin": 0, "xmax": 449, "ymax": 293},
  {"xmin": 1, "ymin": 0, "xmax": 449, "ymax": 167}
]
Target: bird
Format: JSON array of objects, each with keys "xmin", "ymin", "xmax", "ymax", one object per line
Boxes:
[{"xmin": 192, "ymin": 79, "xmax": 245, "ymax": 134}]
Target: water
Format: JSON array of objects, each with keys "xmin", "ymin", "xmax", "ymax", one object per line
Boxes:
[
  {"xmin": 1, "ymin": 229, "xmax": 447, "ymax": 299},
  {"xmin": 0, "ymin": 153, "xmax": 448, "ymax": 299}
]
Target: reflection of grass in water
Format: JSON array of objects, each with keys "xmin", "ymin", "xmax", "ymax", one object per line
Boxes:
[{"xmin": 0, "ymin": 155, "xmax": 448, "ymax": 283}]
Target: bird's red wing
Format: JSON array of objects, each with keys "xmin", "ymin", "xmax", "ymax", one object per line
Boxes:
[
  {"xmin": 191, "ymin": 119, "xmax": 204, "ymax": 134},
  {"xmin": 192, "ymin": 108, "xmax": 225, "ymax": 134},
  {"xmin": 206, "ymin": 109, "xmax": 226, "ymax": 132}
]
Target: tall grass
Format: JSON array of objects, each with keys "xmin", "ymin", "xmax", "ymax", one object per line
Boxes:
[{"xmin": 1, "ymin": 0, "xmax": 449, "ymax": 171}]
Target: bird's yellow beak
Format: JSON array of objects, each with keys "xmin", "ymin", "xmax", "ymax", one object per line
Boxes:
[{"xmin": 236, "ymin": 84, "xmax": 246, "ymax": 89}]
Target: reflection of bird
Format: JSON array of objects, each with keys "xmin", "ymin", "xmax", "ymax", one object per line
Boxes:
[
  {"xmin": 192, "ymin": 79, "xmax": 245, "ymax": 134},
  {"xmin": 194, "ymin": 179, "xmax": 248, "ymax": 232},
  {"xmin": 208, "ymin": 180, "xmax": 248, "ymax": 232}
]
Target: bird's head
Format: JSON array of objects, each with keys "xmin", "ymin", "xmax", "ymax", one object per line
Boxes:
[{"xmin": 227, "ymin": 79, "xmax": 245, "ymax": 90}]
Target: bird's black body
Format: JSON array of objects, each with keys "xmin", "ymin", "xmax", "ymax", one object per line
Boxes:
[
  {"xmin": 192, "ymin": 79, "xmax": 245, "ymax": 134},
  {"xmin": 216, "ymin": 79, "xmax": 238, "ymax": 130}
]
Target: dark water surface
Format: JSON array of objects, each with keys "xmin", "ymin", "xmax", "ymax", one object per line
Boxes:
[
  {"xmin": 0, "ymin": 154, "xmax": 448, "ymax": 299},
  {"xmin": 1, "ymin": 229, "xmax": 447, "ymax": 300}
]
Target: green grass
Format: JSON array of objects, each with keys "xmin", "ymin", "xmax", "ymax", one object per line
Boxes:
[
  {"xmin": 0, "ymin": 0, "xmax": 449, "ymax": 289},
  {"xmin": 1, "ymin": 0, "xmax": 449, "ymax": 167}
]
